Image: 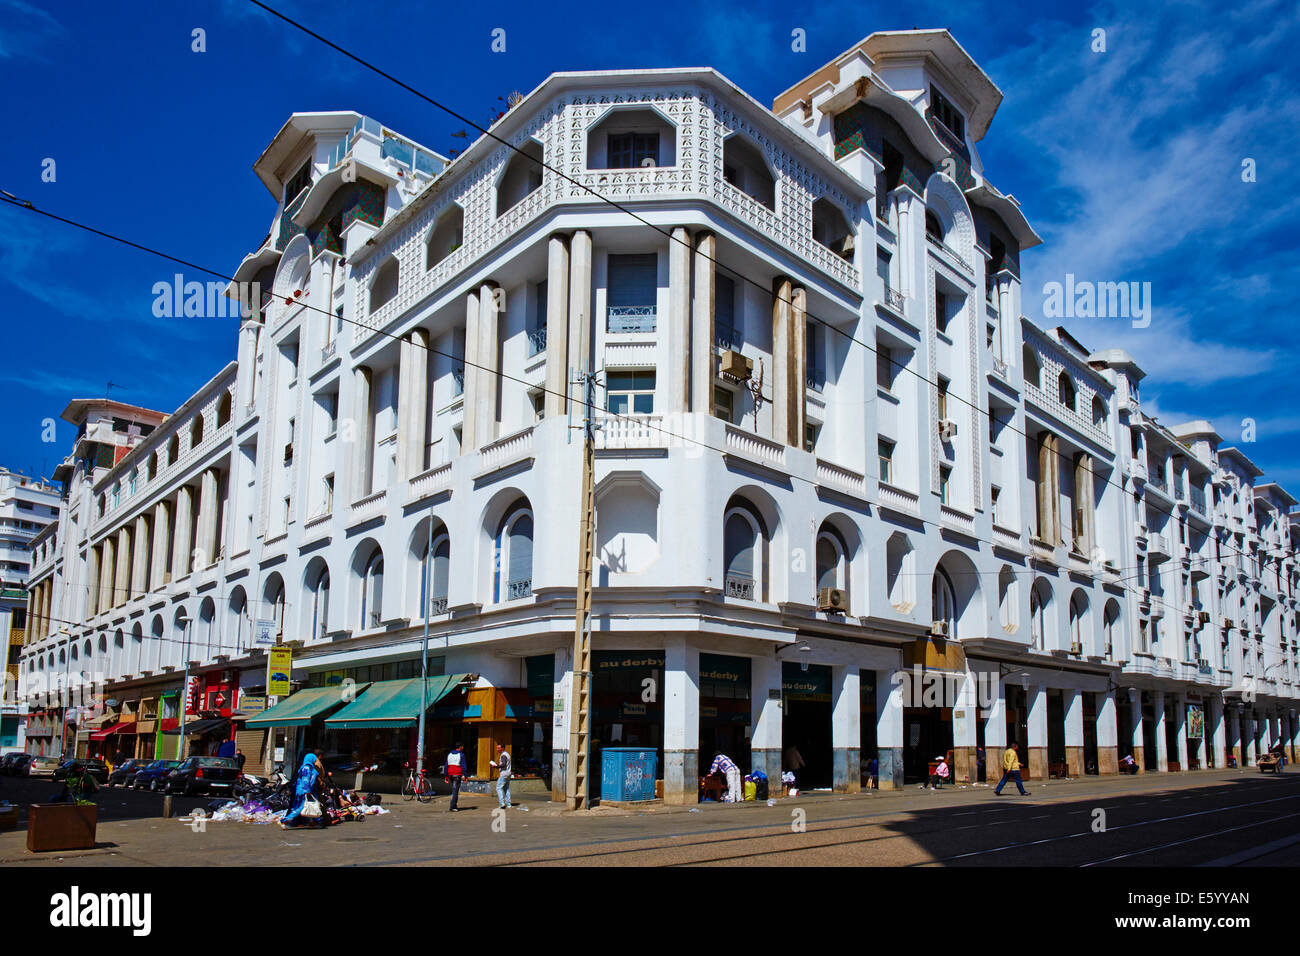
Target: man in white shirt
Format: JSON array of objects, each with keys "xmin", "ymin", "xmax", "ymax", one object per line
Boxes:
[{"xmin": 490, "ymin": 743, "xmax": 512, "ymax": 809}]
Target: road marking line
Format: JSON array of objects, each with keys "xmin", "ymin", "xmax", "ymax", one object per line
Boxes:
[
  {"xmin": 1196, "ymin": 829, "xmax": 1300, "ymax": 867},
  {"xmin": 1081, "ymin": 810, "xmax": 1300, "ymax": 867}
]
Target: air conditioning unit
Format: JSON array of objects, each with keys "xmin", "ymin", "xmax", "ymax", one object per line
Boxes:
[
  {"xmin": 718, "ymin": 349, "xmax": 753, "ymax": 381},
  {"xmin": 817, "ymin": 587, "xmax": 847, "ymax": 613},
  {"xmin": 837, "ymin": 235, "xmax": 856, "ymax": 257},
  {"xmin": 1070, "ymin": 641, "xmax": 1083, "ymax": 655},
  {"xmin": 931, "ymin": 620, "xmax": 949, "ymax": 637},
  {"xmin": 938, "ymin": 419, "xmax": 958, "ymax": 441}
]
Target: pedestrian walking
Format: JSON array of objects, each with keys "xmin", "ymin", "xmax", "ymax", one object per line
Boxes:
[
  {"xmin": 490, "ymin": 743, "xmax": 512, "ymax": 809},
  {"xmin": 994, "ymin": 742, "xmax": 1028, "ymax": 795},
  {"xmin": 280, "ymin": 751, "xmax": 325, "ymax": 829},
  {"xmin": 443, "ymin": 742, "xmax": 468, "ymax": 811},
  {"xmin": 708, "ymin": 751, "xmax": 743, "ymax": 803}
]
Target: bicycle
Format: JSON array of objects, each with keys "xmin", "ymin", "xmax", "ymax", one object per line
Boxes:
[{"xmin": 402, "ymin": 762, "xmax": 435, "ymax": 803}]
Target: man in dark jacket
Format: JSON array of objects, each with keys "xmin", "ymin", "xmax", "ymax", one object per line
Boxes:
[{"xmin": 442, "ymin": 743, "xmax": 468, "ymax": 812}]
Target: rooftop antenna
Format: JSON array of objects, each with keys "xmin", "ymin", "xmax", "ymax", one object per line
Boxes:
[{"xmin": 105, "ymin": 381, "xmax": 127, "ymax": 400}]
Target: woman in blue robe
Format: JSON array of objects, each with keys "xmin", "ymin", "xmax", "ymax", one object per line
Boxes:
[{"xmin": 280, "ymin": 751, "xmax": 325, "ymax": 829}]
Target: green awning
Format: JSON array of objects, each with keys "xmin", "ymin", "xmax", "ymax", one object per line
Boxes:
[
  {"xmin": 324, "ymin": 675, "xmax": 469, "ymax": 730},
  {"xmin": 243, "ymin": 683, "xmax": 371, "ymax": 729}
]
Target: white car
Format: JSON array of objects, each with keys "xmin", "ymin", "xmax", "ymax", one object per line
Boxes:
[{"xmin": 27, "ymin": 756, "xmax": 61, "ymax": 777}]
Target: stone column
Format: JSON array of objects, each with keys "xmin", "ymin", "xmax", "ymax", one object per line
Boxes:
[
  {"xmin": 952, "ymin": 670, "xmax": 979, "ymax": 784},
  {"xmin": 1131, "ymin": 691, "xmax": 1145, "ymax": 772},
  {"xmin": 408, "ymin": 328, "xmax": 429, "ymax": 476},
  {"xmin": 662, "ymin": 636, "xmax": 699, "ymax": 805},
  {"xmin": 87, "ymin": 544, "xmax": 100, "ymax": 617},
  {"xmin": 749, "ymin": 654, "xmax": 782, "ymax": 784},
  {"xmin": 171, "ymin": 486, "xmax": 193, "ymax": 581},
  {"xmin": 1038, "ymin": 433, "xmax": 1061, "ymax": 545},
  {"xmin": 461, "ymin": 290, "xmax": 480, "ymax": 454},
  {"xmin": 1228, "ymin": 706, "xmax": 1242, "ymax": 767},
  {"xmin": 983, "ymin": 675, "xmax": 1007, "ymax": 785},
  {"xmin": 567, "ymin": 230, "xmax": 593, "ymax": 380},
  {"xmin": 475, "ymin": 283, "xmax": 500, "ymax": 450},
  {"xmin": 1097, "ymin": 689, "xmax": 1119, "ymax": 774},
  {"xmin": 550, "ymin": 645, "xmax": 571, "ymax": 803},
  {"xmin": 791, "ymin": 285, "xmax": 808, "ymax": 445},
  {"xmin": 197, "ymin": 468, "xmax": 219, "ymax": 568},
  {"xmin": 1209, "ymin": 696, "xmax": 1225, "ymax": 769},
  {"xmin": 1172, "ymin": 694, "xmax": 1188, "ymax": 770},
  {"xmin": 895, "ymin": 189, "xmax": 914, "ymax": 300},
  {"xmin": 667, "ymin": 226, "xmax": 691, "ymax": 415},
  {"xmin": 690, "ymin": 231, "xmax": 716, "ymax": 414},
  {"xmin": 876, "ymin": 667, "xmax": 905, "ymax": 790},
  {"xmin": 831, "ymin": 664, "xmax": 860, "ymax": 793},
  {"xmin": 1064, "ymin": 688, "xmax": 1085, "ymax": 776},
  {"xmin": 150, "ymin": 500, "xmax": 170, "ymax": 588},
  {"xmin": 1153, "ymin": 691, "xmax": 1168, "ymax": 771},
  {"xmin": 543, "ymin": 235, "xmax": 571, "ymax": 419},
  {"xmin": 130, "ymin": 515, "xmax": 148, "ymax": 598},
  {"xmin": 350, "ymin": 366, "xmax": 373, "ymax": 495},
  {"xmin": 237, "ymin": 319, "xmax": 260, "ymax": 408},
  {"xmin": 771, "ymin": 276, "xmax": 794, "ymax": 444},
  {"xmin": 395, "ymin": 331, "xmax": 414, "ymax": 479},
  {"xmin": 1027, "ymin": 684, "xmax": 1048, "ymax": 780},
  {"xmin": 1243, "ymin": 710, "xmax": 1257, "ymax": 766}
]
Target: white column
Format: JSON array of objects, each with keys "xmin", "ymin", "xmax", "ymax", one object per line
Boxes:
[
  {"xmin": 1153, "ymin": 691, "xmax": 1168, "ymax": 771},
  {"xmin": 831, "ymin": 664, "xmax": 860, "ymax": 793},
  {"xmin": 150, "ymin": 500, "xmax": 170, "ymax": 588},
  {"xmin": 567, "ymin": 230, "xmax": 593, "ymax": 380},
  {"xmin": 1027, "ymin": 684, "xmax": 1048, "ymax": 779},
  {"xmin": 395, "ymin": 330, "xmax": 414, "ymax": 480},
  {"xmin": 408, "ymin": 328, "xmax": 429, "ymax": 476},
  {"xmin": 750, "ymin": 654, "xmax": 782, "ymax": 783},
  {"xmin": 690, "ymin": 231, "xmax": 716, "ymax": 414},
  {"xmin": 771, "ymin": 276, "xmax": 793, "ymax": 445},
  {"xmin": 663, "ymin": 636, "xmax": 699, "ymax": 805},
  {"xmin": 461, "ymin": 290, "xmax": 480, "ymax": 454},
  {"xmin": 667, "ymin": 226, "xmax": 691, "ymax": 415},
  {"xmin": 171, "ymin": 486, "xmax": 193, "ymax": 580},
  {"xmin": 112, "ymin": 528, "xmax": 130, "ymax": 609},
  {"xmin": 1098, "ymin": 689, "xmax": 1118, "ymax": 774},
  {"xmin": 130, "ymin": 515, "xmax": 149, "ymax": 598},
  {"xmin": 475, "ymin": 283, "xmax": 501, "ymax": 449},
  {"xmin": 350, "ymin": 366, "xmax": 373, "ymax": 496},
  {"xmin": 543, "ymin": 234, "xmax": 570, "ymax": 419},
  {"xmin": 953, "ymin": 670, "xmax": 980, "ymax": 783},
  {"xmin": 1209, "ymin": 697, "xmax": 1225, "ymax": 769},
  {"xmin": 198, "ymin": 468, "xmax": 219, "ymax": 567},
  {"xmin": 1064, "ymin": 688, "xmax": 1085, "ymax": 776},
  {"xmin": 876, "ymin": 667, "xmax": 905, "ymax": 789}
]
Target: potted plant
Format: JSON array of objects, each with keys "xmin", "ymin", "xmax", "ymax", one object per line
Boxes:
[{"xmin": 27, "ymin": 765, "xmax": 99, "ymax": 853}]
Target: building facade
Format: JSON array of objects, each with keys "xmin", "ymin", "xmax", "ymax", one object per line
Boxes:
[
  {"xmin": 0, "ymin": 468, "xmax": 60, "ymax": 753},
  {"xmin": 19, "ymin": 31, "xmax": 1299, "ymax": 796}
]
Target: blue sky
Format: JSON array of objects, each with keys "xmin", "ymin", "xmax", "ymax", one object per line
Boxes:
[{"xmin": 1, "ymin": 0, "xmax": 1297, "ymax": 490}]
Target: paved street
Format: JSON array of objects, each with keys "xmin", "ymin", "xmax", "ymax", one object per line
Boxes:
[{"xmin": 2, "ymin": 768, "xmax": 1297, "ymax": 866}]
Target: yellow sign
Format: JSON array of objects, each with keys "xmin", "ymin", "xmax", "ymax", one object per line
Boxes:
[{"xmin": 267, "ymin": 646, "xmax": 293, "ymax": 697}]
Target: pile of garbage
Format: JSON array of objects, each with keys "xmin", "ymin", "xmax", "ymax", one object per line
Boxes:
[{"xmin": 193, "ymin": 796, "xmax": 390, "ymax": 825}]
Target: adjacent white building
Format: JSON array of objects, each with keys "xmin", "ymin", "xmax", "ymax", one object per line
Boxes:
[{"xmin": 20, "ymin": 31, "xmax": 1299, "ymax": 796}]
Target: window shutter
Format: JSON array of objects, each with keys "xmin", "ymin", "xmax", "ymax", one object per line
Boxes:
[
  {"xmin": 433, "ymin": 537, "xmax": 450, "ymax": 601},
  {"xmin": 508, "ymin": 514, "xmax": 533, "ymax": 584},
  {"xmin": 724, "ymin": 515, "xmax": 755, "ymax": 580},
  {"xmin": 608, "ymin": 254, "xmax": 657, "ymax": 309}
]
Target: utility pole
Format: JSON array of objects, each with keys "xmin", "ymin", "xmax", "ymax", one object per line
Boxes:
[{"xmin": 565, "ymin": 366, "xmax": 600, "ymax": 810}]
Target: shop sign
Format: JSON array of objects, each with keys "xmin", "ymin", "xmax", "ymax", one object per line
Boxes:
[
  {"xmin": 700, "ymin": 653, "xmax": 750, "ymax": 685},
  {"xmin": 240, "ymin": 693, "xmax": 267, "ymax": 715},
  {"xmin": 595, "ymin": 652, "xmax": 665, "ymax": 671},
  {"xmin": 254, "ymin": 620, "xmax": 278, "ymax": 647},
  {"xmin": 701, "ymin": 706, "xmax": 718, "ymax": 719},
  {"xmin": 622, "ymin": 702, "xmax": 647, "ymax": 717},
  {"xmin": 782, "ymin": 663, "xmax": 832, "ymax": 701},
  {"xmin": 184, "ymin": 675, "xmax": 202, "ymax": 717},
  {"xmin": 1187, "ymin": 704, "xmax": 1205, "ymax": 738},
  {"xmin": 267, "ymin": 646, "xmax": 293, "ymax": 697}
]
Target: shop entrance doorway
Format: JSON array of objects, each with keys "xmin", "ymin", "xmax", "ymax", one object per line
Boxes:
[
  {"xmin": 782, "ymin": 662, "xmax": 831, "ymax": 789},
  {"xmin": 1141, "ymin": 695, "xmax": 1158, "ymax": 771},
  {"xmin": 1082, "ymin": 693, "xmax": 1099, "ymax": 774},
  {"xmin": 698, "ymin": 654, "xmax": 752, "ymax": 774},
  {"xmin": 903, "ymin": 707, "xmax": 954, "ymax": 784},
  {"xmin": 591, "ymin": 651, "xmax": 664, "ymax": 800}
]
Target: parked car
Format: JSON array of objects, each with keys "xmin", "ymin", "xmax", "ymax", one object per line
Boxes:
[
  {"xmin": 1, "ymin": 753, "xmax": 31, "ymax": 775},
  {"xmin": 165, "ymin": 756, "xmax": 242, "ymax": 795},
  {"xmin": 131, "ymin": 760, "xmax": 180, "ymax": 790},
  {"xmin": 53, "ymin": 758, "xmax": 109, "ymax": 784},
  {"xmin": 106, "ymin": 759, "xmax": 146, "ymax": 787},
  {"xmin": 27, "ymin": 756, "xmax": 62, "ymax": 777}
]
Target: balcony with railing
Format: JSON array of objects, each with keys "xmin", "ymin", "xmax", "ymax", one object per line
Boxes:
[
  {"xmin": 607, "ymin": 306, "xmax": 657, "ymax": 334},
  {"xmin": 507, "ymin": 578, "xmax": 533, "ymax": 600},
  {"xmin": 725, "ymin": 574, "xmax": 755, "ymax": 600},
  {"xmin": 526, "ymin": 327, "xmax": 547, "ymax": 357},
  {"xmin": 806, "ymin": 366, "xmax": 826, "ymax": 392},
  {"xmin": 714, "ymin": 323, "xmax": 740, "ymax": 351},
  {"xmin": 879, "ymin": 284, "xmax": 905, "ymax": 315}
]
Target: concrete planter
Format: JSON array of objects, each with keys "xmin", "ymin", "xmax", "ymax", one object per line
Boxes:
[{"xmin": 26, "ymin": 803, "xmax": 98, "ymax": 853}]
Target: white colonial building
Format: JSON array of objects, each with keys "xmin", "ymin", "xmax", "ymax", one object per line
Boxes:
[{"xmin": 19, "ymin": 30, "xmax": 1299, "ymax": 798}]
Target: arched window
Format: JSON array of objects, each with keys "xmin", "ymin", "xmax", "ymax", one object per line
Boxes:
[
  {"xmin": 1091, "ymin": 394, "xmax": 1106, "ymax": 427},
  {"xmin": 167, "ymin": 435, "xmax": 179, "ymax": 465},
  {"xmin": 1069, "ymin": 592, "xmax": 1087, "ymax": 653},
  {"xmin": 925, "ymin": 210, "xmax": 945, "ymax": 243},
  {"xmin": 932, "ymin": 567, "xmax": 957, "ymax": 638},
  {"xmin": 722, "ymin": 136, "xmax": 775, "ymax": 210},
  {"xmin": 723, "ymin": 507, "xmax": 762, "ymax": 601},
  {"xmin": 217, "ymin": 391, "xmax": 232, "ymax": 427},
  {"xmin": 886, "ymin": 532, "xmax": 915, "ymax": 611},
  {"xmin": 199, "ymin": 598, "xmax": 216, "ymax": 658},
  {"xmin": 1022, "ymin": 345, "xmax": 1041, "ymax": 389},
  {"xmin": 812, "ymin": 197, "xmax": 853, "ymax": 261},
  {"xmin": 1103, "ymin": 601, "xmax": 1120, "ymax": 659},
  {"xmin": 190, "ymin": 414, "xmax": 204, "ymax": 448},
  {"xmin": 228, "ymin": 588, "xmax": 247, "ymax": 653},
  {"xmin": 1058, "ymin": 372, "xmax": 1076, "ymax": 412},
  {"xmin": 420, "ymin": 532, "xmax": 451, "ymax": 615},
  {"xmin": 496, "ymin": 508, "xmax": 534, "ymax": 602},
  {"xmin": 426, "ymin": 206, "xmax": 464, "ymax": 269},
  {"xmin": 370, "ymin": 257, "xmax": 399, "ymax": 313},
  {"xmin": 496, "ymin": 140, "xmax": 544, "ymax": 215},
  {"xmin": 816, "ymin": 533, "xmax": 845, "ymax": 592},
  {"xmin": 361, "ymin": 552, "xmax": 385, "ymax": 628},
  {"xmin": 264, "ymin": 577, "xmax": 286, "ymax": 639},
  {"xmin": 310, "ymin": 567, "xmax": 330, "ymax": 640},
  {"xmin": 1029, "ymin": 584, "xmax": 1047, "ymax": 650},
  {"xmin": 998, "ymin": 566, "xmax": 1018, "ymax": 630}
]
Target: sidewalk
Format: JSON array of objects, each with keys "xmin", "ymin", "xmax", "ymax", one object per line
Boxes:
[{"xmin": 0, "ymin": 767, "xmax": 1269, "ymax": 866}]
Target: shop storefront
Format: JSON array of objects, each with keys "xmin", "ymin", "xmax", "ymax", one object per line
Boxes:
[
  {"xmin": 592, "ymin": 651, "xmax": 664, "ymax": 797},
  {"xmin": 1186, "ymin": 699, "xmax": 1206, "ymax": 769},
  {"xmin": 699, "ymin": 653, "xmax": 751, "ymax": 772},
  {"xmin": 511, "ymin": 655, "xmax": 555, "ymax": 781},
  {"xmin": 859, "ymin": 671, "xmax": 878, "ymax": 786},
  {"xmin": 783, "ymin": 662, "xmax": 832, "ymax": 789}
]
